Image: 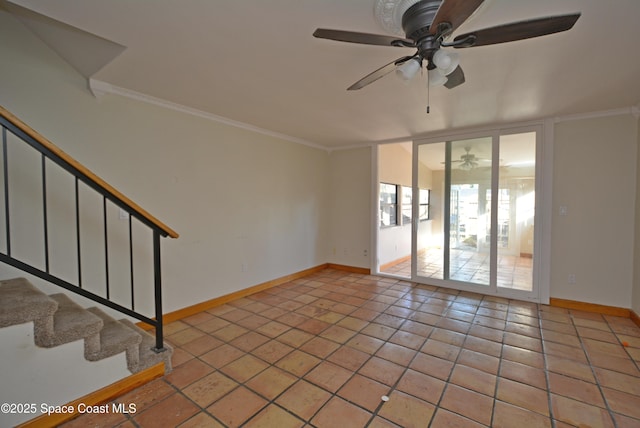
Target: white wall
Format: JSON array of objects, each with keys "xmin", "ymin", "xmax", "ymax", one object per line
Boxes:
[
  {"xmin": 0, "ymin": 10, "xmax": 330, "ymax": 314},
  {"xmin": 552, "ymin": 114, "xmax": 638, "ymax": 308},
  {"xmin": 633, "ymin": 115, "xmax": 640, "ymax": 315},
  {"xmin": 0, "ymin": 9, "xmax": 330, "ymax": 416},
  {"xmin": 378, "ymin": 143, "xmax": 412, "ymax": 267},
  {"xmin": 327, "ymin": 147, "xmax": 371, "ymax": 269}
]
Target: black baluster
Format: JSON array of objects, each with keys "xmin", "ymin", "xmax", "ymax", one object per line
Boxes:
[
  {"xmin": 103, "ymin": 196, "xmax": 110, "ymax": 299},
  {"xmin": 2, "ymin": 127, "xmax": 10, "ymax": 256},
  {"xmin": 42, "ymin": 155, "xmax": 49, "ymax": 273},
  {"xmin": 75, "ymin": 178, "xmax": 82, "ymax": 288},
  {"xmin": 129, "ymin": 213, "xmax": 135, "ymax": 310},
  {"xmin": 153, "ymin": 230, "xmax": 165, "ymax": 352}
]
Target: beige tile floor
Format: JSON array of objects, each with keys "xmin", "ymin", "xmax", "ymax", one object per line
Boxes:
[
  {"xmin": 61, "ymin": 268, "xmax": 640, "ymax": 427},
  {"xmin": 382, "ymin": 248, "xmax": 534, "ymax": 291}
]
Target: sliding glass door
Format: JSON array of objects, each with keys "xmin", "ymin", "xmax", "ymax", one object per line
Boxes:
[{"xmin": 413, "ymin": 129, "xmax": 540, "ymax": 299}]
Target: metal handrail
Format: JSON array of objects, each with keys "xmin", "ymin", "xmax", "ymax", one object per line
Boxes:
[
  {"xmin": 0, "ymin": 106, "xmax": 178, "ymax": 351},
  {"xmin": 0, "ymin": 106, "xmax": 178, "ymax": 239}
]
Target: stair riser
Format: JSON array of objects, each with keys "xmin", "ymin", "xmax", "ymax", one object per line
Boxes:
[{"xmin": 1, "ymin": 277, "xmax": 172, "ymax": 373}]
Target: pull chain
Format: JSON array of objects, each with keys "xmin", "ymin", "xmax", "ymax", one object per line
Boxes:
[{"xmin": 426, "ymin": 68, "xmax": 431, "ymax": 114}]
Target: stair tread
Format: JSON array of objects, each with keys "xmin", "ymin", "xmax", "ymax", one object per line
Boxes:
[
  {"xmin": 35, "ymin": 293, "xmax": 103, "ymax": 347},
  {"xmin": 0, "ymin": 278, "xmax": 58, "ymax": 327},
  {"xmin": 121, "ymin": 319, "xmax": 173, "ymax": 373},
  {"xmin": 85, "ymin": 307, "xmax": 141, "ymax": 360},
  {"xmin": 49, "ymin": 294, "xmax": 103, "ymax": 334}
]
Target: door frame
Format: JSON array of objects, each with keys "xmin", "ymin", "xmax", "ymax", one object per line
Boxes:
[{"xmin": 372, "ymin": 120, "xmax": 552, "ymax": 304}]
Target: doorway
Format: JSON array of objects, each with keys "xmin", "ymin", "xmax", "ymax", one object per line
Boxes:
[{"xmin": 411, "ymin": 128, "xmax": 541, "ymax": 300}]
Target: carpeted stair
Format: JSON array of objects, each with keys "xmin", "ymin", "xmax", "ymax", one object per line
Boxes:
[{"xmin": 0, "ymin": 277, "xmax": 172, "ymax": 373}]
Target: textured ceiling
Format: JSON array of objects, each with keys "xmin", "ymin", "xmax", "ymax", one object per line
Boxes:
[{"xmin": 6, "ymin": 0, "xmax": 640, "ymax": 149}]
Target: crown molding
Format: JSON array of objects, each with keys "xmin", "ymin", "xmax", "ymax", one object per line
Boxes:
[
  {"xmin": 553, "ymin": 107, "xmax": 636, "ymax": 123},
  {"xmin": 88, "ymin": 79, "xmax": 329, "ymax": 152},
  {"xmin": 326, "ymin": 142, "xmax": 375, "ymax": 154}
]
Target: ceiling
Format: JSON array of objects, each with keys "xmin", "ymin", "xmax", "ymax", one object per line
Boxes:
[{"xmin": 5, "ymin": 0, "xmax": 640, "ymax": 150}]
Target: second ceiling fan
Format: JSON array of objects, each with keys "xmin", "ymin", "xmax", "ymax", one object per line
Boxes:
[{"xmin": 313, "ymin": 0, "xmax": 580, "ymax": 90}]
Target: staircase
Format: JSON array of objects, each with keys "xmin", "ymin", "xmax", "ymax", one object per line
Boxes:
[
  {"xmin": 0, "ymin": 277, "xmax": 172, "ymax": 374},
  {"xmin": 0, "ymin": 105, "xmax": 178, "ymax": 375},
  {"xmin": 0, "ymin": 106, "xmax": 177, "ymax": 425}
]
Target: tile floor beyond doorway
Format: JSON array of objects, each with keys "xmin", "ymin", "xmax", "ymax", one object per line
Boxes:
[
  {"xmin": 61, "ymin": 268, "xmax": 640, "ymax": 428},
  {"xmin": 382, "ymin": 248, "xmax": 534, "ymax": 291}
]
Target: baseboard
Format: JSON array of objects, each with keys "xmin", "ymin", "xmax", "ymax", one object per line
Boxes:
[
  {"xmin": 327, "ymin": 263, "xmax": 371, "ymax": 275},
  {"xmin": 549, "ymin": 298, "xmax": 631, "ymax": 318},
  {"xmin": 18, "ymin": 363, "xmax": 165, "ymax": 428},
  {"xmin": 631, "ymin": 310, "xmax": 640, "ymax": 328},
  {"xmin": 155, "ymin": 264, "xmax": 331, "ymax": 326},
  {"xmin": 137, "ymin": 263, "xmax": 371, "ymax": 330},
  {"xmin": 379, "ymin": 255, "xmax": 411, "ymax": 272}
]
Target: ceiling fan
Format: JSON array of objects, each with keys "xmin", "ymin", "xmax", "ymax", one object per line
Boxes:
[
  {"xmin": 313, "ymin": 0, "xmax": 580, "ymax": 91},
  {"xmin": 452, "ymin": 146, "xmax": 489, "ymax": 170}
]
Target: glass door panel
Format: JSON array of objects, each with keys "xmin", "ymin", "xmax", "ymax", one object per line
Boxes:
[
  {"xmin": 413, "ymin": 129, "xmax": 539, "ymax": 300},
  {"xmin": 416, "ymin": 142, "xmax": 444, "ymax": 280},
  {"xmin": 496, "ymin": 132, "xmax": 537, "ymax": 291},
  {"xmin": 448, "ymin": 138, "xmax": 493, "ymax": 286}
]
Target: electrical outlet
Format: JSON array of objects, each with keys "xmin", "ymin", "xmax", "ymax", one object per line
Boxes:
[{"xmin": 568, "ymin": 274, "xmax": 576, "ymax": 284}]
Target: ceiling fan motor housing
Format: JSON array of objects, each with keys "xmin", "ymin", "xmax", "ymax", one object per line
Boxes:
[{"xmin": 402, "ymin": 0, "xmax": 442, "ymax": 41}]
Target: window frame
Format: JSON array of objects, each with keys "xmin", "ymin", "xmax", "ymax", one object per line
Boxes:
[
  {"xmin": 419, "ymin": 188, "xmax": 430, "ymax": 221},
  {"xmin": 379, "ymin": 182, "xmax": 399, "ymax": 228}
]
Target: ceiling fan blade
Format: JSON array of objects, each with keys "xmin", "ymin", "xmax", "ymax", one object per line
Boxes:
[
  {"xmin": 347, "ymin": 56, "xmax": 414, "ymax": 90},
  {"xmin": 453, "ymin": 13, "xmax": 580, "ymax": 48},
  {"xmin": 430, "ymin": 0, "xmax": 485, "ymax": 35},
  {"xmin": 444, "ymin": 65, "xmax": 465, "ymax": 89},
  {"xmin": 313, "ymin": 29, "xmax": 414, "ymax": 47}
]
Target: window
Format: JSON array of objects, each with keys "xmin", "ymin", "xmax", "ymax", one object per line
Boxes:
[
  {"xmin": 379, "ymin": 183, "xmax": 398, "ymax": 227},
  {"xmin": 380, "ymin": 184, "xmax": 421, "ymax": 227},
  {"xmin": 401, "ymin": 186, "xmax": 412, "ymax": 224},
  {"xmin": 419, "ymin": 188, "xmax": 430, "ymax": 221}
]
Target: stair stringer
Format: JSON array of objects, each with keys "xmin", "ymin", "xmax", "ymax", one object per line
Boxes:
[{"xmin": 0, "ymin": 277, "xmax": 173, "ymax": 426}]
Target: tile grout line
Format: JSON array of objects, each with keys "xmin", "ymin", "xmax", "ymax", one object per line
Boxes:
[
  {"xmin": 539, "ymin": 305, "xmax": 559, "ymax": 428},
  {"xmin": 488, "ymin": 302, "xmax": 518, "ymax": 428},
  {"xmin": 427, "ymin": 293, "xmax": 484, "ymax": 427},
  {"xmin": 361, "ymin": 285, "xmax": 442, "ymax": 427},
  {"xmin": 577, "ymin": 311, "xmax": 627, "ymax": 427},
  {"xmin": 206, "ymin": 275, "xmax": 413, "ymax": 426}
]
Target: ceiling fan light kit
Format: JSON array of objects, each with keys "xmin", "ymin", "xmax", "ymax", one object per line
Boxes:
[
  {"xmin": 313, "ymin": 0, "xmax": 580, "ymax": 103},
  {"xmin": 428, "ymin": 68, "xmax": 447, "ymax": 87},
  {"xmin": 395, "ymin": 57, "xmax": 422, "ymax": 80},
  {"xmin": 459, "ymin": 161, "xmax": 477, "ymax": 171},
  {"xmin": 432, "ymin": 49, "xmax": 459, "ymax": 76}
]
